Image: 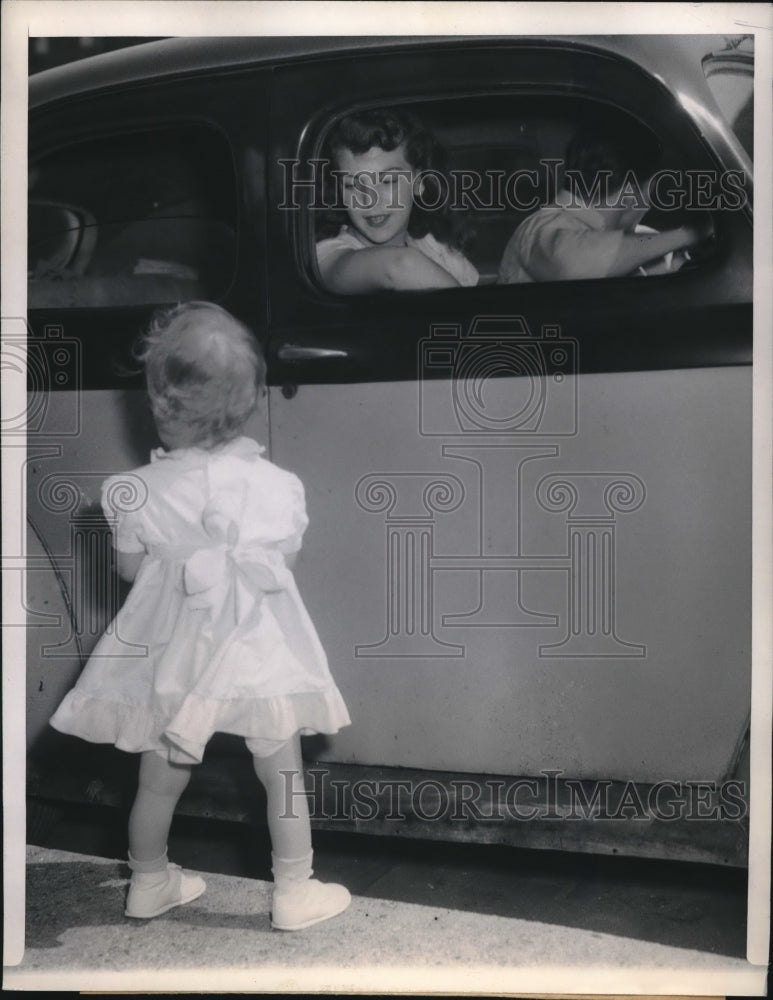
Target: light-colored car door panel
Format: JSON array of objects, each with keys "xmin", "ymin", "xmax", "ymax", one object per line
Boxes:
[{"xmin": 269, "ymin": 365, "xmax": 750, "ymax": 783}]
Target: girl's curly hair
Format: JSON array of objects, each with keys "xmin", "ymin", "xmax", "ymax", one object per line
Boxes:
[
  {"xmin": 138, "ymin": 301, "xmax": 265, "ymax": 448},
  {"xmin": 317, "ymin": 107, "xmax": 472, "ymax": 252}
]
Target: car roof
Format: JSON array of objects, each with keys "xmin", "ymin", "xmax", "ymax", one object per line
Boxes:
[
  {"xmin": 29, "ymin": 33, "xmax": 749, "ymax": 173},
  {"xmin": 29, "ymin": 33, "xmax": 729, "ymax": 108}
]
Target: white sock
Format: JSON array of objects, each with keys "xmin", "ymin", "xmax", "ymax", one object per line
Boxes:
[
  {"xmin": 128, "ymin": 850, "xmax": 169, "ymax": 879},
  {"xmin": 272, "ymin": 850, "xmax": 313, "ymax": 887}
]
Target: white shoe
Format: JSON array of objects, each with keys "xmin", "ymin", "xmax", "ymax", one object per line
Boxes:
[
  {"xmin": 125, "ymin": 863, "xmax": 206, "ymax": 918},
  {"xmin": 271, "ymin": 878, "xmax": 351, "ymax": 930}
]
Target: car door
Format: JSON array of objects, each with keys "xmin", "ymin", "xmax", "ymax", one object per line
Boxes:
[{"xmin": 265, "ymin": 39, "xmax": 752, "ymax": 785}]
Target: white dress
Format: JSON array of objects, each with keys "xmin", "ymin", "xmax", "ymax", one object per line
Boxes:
[{"xmin": 50, "ymin": 436, "xmax": 351, "ymax": 764}]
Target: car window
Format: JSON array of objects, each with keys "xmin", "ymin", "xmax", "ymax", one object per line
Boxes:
[
  {"xmin": 702, "ymin": 35, "xmax": 754, "ymax": 160},
  {"xmin": 28, "ymin": 126, "xmax": 237, "ymax": 308},
  {"xmin": 310, "ymin": 95, "xmax": 716, "ymax": 293}
]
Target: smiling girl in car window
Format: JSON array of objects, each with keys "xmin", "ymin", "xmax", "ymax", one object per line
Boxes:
[{"xmin": 316, "ymin": 109, "xmax": 478, "ymax": 293}]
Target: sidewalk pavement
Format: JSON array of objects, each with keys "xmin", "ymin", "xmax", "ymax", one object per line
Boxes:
[{"xmin": 3, "ymin": 845, "xmax": 766, "ymax": 995}]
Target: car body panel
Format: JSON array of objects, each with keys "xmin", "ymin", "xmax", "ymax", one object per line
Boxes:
[{"xmin": 270, "ymin": 367, "xmax": 751, "ymax": 783}]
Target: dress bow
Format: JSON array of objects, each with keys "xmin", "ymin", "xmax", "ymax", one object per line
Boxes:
[{"xmin": 182, "ymin": 513, "xmax": 292, "ymax": 613}]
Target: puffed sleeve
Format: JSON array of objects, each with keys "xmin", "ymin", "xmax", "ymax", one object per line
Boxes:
[
  {"xmin": 275, "ymin": 472, "xmax": 309, "ymax": 554},
  {"xmin": 100, "ymin": 473, "xmax": 148, "ymax": 554}
]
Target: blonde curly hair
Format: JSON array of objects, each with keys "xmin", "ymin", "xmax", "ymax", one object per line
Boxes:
[{"xmin": 139, "ymin": 301, "xmax": 265, "ymax": 449}]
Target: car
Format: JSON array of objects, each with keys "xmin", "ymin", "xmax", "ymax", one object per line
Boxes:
[{"xmin": 23, "ymin": 33, "xmax": 754, "ymax": 865}]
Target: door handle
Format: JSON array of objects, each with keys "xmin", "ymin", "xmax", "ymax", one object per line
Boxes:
[{"xmin": 277, "ymin": 344, "xmax": 349, "ymax": 361}]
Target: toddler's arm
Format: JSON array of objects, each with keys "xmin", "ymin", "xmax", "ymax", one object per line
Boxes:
[{"xmin": 320, "ymin": 245, "xmax": 461, "ymax": 294}]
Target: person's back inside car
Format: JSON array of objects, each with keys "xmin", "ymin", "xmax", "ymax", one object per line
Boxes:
[{"xmin": 497, "ymin": 119, "xmax": 710, "ymax": 283}]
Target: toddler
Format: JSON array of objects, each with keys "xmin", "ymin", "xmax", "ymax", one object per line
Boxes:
[
  {"xmin": 498, "ymin": 122, "xmax": 709, "ymax": 283},
  {"xmin": 50, "ymin": 301, "xmax": 352, "ymax": 930},
  {"xmin": 316, "ymin": 108, "xmax": 478, "ymax": 293}
]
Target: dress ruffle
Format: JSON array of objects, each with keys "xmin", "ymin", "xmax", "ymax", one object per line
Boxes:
[{"xmin": 50, "ymin": 685, "xmax": 352, "ymax": 763}]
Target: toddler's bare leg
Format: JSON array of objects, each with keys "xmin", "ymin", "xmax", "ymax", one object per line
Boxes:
[
  {"xmin": 124, "ymin": 750, "xmax": 205, "ymax": 918},
  {"xmin": 252, "ymin": 735, "xmax": 350, "ymax": 929},
  {"xmin": 128, "ymin": 749, "xmax": 192, "ymax": 863},
  {"xmin": 251, "ymin": 734, "xmax": 312, "ymax": 863}
]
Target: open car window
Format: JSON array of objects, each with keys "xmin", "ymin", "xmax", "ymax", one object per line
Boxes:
[{"xmin": 310, "ymin": 94, "xmax": 718, "ymax": 293}]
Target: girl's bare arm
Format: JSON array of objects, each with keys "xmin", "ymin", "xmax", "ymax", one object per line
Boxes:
[{"xmin": 320, "ymin": 245, "xmax": 460, "ymax": 294}]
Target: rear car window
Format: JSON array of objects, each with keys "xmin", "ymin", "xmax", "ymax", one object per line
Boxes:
[{"xmin": 28, "ymin": 126, "xmax": 237, "ymax": 308}]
